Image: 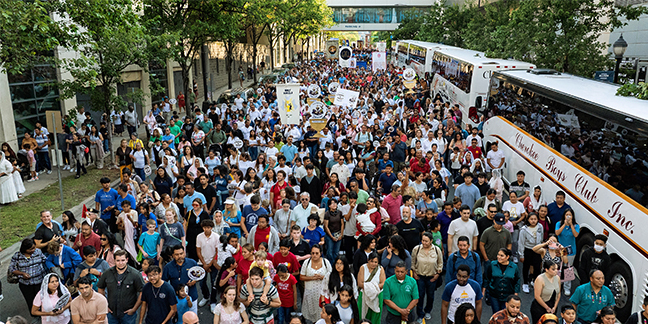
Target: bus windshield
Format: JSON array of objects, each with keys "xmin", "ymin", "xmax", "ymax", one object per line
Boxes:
[
  {"xmin": 431, "ymin": 52, "xmax": 474, "ymax": 93},
  {"xmin": 489, "ymin": 79, "xmax": 647, "ymax": 202}
]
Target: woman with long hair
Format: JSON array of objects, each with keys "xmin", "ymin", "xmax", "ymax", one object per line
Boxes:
[
  {"xmin": 454, "ymin": 303, "xmax": 480, "ymax": 324},
  {"xmin": 88, "ymin": 125, "xmax": 105, "ymax": 169},
  {"xmin": 301, "ymin": 245, "xmax": 332, "ymax": 323},
  {"xmin": 99, "ymin": 232, "xmax": 122, "ymax": 268},
  {"xmin": 254, "ymin": 153, "xmax": 268, "ymax": 176},
  {"xmin": 184, "ymin": 197, "xmax": 209, "ymax": 261},
  {"xmin": 180, "ymin": 145, "xmax": 195, "ymax": 175},
  {"xmin": 357, "ymin": 252, "xmax": 385, "ymax": 324},
  {"xmin": 61, "ymin": 211, "xmax": 80, "ymax": 246},
  {"xmin": 213, "ymin": 286, "xmax": 249, "ymax": 324},
  {"xmin": 317, "ymin": 303, "xmax": 344, "ymax": 324},
  {"xmin": 31, "ymin": 273, "xmax": 71, "ymax": 324},
  {"xmin": 381, "ymin": 235, "xmax": 411, "ymax": 278},
  {"xmin": 411, "ymin": 232, "xmax": 443, "ymax": 321},
  {"xmin": 483, "ymin": 248, "xmax": 521, "ymax": 313},
  {"xmin": 353, "ymin": 234, "xmax": 376, "ymax": 277},
  {"xmin": 322, "ymin": 256, "xmax": 358, "ymax": 303},
  {"xmin": 159, "ymin": 209, "xmax": 186, "ymax": 263},
  {"xmin": 334, "ymin": 285, "xmax": 360, "ymax": 324},
  {"xmin": 244, "ymin": 168, "xmax": 261, "ymax": 192},
  {"xmin": 174, "ymin": 186, "xmax": 187, "ymax": 218},
  {"xmin": 152, "ymin": 167, "xmax": 173, "ymax": 197},
  {"xmin": 10, "ymin": 238, "xmax": 48, "ymax": 309},
  {"xmin": 323, "ymin": 199, "xmax": 344, "ymax": 263},
  {"xmin": 530, "ymin": 260, "xmax": 561, "ymax": 324},
  {"xmin": 313, "ymin": 150, "xmax": 329, "ymax": 181},
  {"xmin": 128, "ymin": 141, "xmax": 149, "ymax": 181},
  {"xmin": 321, "ymin": 173, "xmax": 345, "ymax": 199},
  {"xmin": 223, "ymin": 197, "xmax": 242, "ymax": 239},
  {"xmin": 555, "ymin": 208, "xmax": 580, "ymax": 295}
]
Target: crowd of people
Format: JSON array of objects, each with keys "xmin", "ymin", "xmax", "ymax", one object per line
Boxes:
[{"xmin": 1, "ymin": 49, "xmax": 636, "ymax": 324}]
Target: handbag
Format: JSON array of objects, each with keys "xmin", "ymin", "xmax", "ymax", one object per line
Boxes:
[
  {"xmin": 7, "ymin": 266, "xmax": 20, "ymax": 284},
  {"xmin": 559, "ymin": 261, "xmax": 576, "ymax": 283}
]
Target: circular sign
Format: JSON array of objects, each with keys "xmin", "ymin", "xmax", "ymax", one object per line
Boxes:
[
  {"xmin": 339, "ymin": 47, "xmax": 352, "ymax": 61},
  {"xmin": 328, "ymin": 121, "xmax": 336, "ymax": 129},
  {"xmin": 328, "ymin": 82, "xmax": 339, "ymax": 94},
  {"xmin": 403, "ymin": 68, "xmax": 416, "ymax": 81},
  {"xmin": 188, "ymin": 266, "xmax": 206, "ymax": 281},
  {"xmin": 308, "ymin": 84, "xmax": 321, "ymax": 98},
  {"xmin": 309, "ymin": 101, "xmax": 328, "ymax": 119},
  {"xmin": 54, "ymin": 293, "xmax": 70, "ymax": 310},
  {"xmin": 388, "ymin": 126, "xmax": 395, "ymax": 133},
  {"xmin": 233, "ymin": 138, "xmax": 244, "ymax": 150},
  {"xmin": 144, "ymin": 165, "xmax": 152, "ymax": 176},
  {"xmin": 373, "ymin": 140, "xmax": 380, "ymax": 148},
  {"xmin": 352, "ymin": 110, "xmax": 360, "ymax": 118},
  {"xmin": 328, "ymin": 45, "xmax": 338, "ymax": 55},
  {"xmin": 257, "ymin": 88, "xmax": 263, "ymax": 94},
  {"xmin": 169, "ymin": 99, "xmax": 177, "ymax": 105}
]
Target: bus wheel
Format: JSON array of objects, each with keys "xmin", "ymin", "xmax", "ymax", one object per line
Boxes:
[
  {"xmin": 576, "ymin": 232, "xmax": 594, "ymax": 269},
  {"xmin": 608, "ymin": 261, "xmax": 633, "ymax": 322}
]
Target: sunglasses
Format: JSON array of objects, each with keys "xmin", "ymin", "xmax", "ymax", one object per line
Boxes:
[{"xmin": 100, "ymin": 238, "xmax": 107, "ymax": 241}]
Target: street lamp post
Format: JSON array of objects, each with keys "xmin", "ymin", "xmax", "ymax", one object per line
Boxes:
[{"xmin": 613, "ymin": 34, "xmax": 628, "ymax": 83}]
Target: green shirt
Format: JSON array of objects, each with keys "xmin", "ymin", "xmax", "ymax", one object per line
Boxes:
[
  {"xmin": 188, "ymin": 91, "xmax": 196, "ymax": 104},
  {"xmin": 383, "ymin": 275, "xmax": 419, "ymax": 316},
  {"xmin": 356, "ymin": 189, "xmax": 369, "ymax": 204},
  {"xmin": 198, "ymin": 119, "xmax": 213, "ymax": 133},
  {"xmin": 569, "ymin": 283, "xmax": 615, "ymax": 322},
  {"xmin": 431, "ymin": 231, "xmax": 443, "ymax": 251},
  {"xmin": 169, "ymin": 125, "xmax": 182, "ymax": 144}
]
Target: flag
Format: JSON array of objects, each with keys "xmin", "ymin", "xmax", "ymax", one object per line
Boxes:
[{"xmin": 276, "ymin": 84, "xmax": 302, "ymax": 125}]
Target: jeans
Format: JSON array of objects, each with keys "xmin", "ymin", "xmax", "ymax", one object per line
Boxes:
[
  {"xmin": 248, "ymin": 146, "xmax": 259, "ymax": 161},
  {"xmin": 324, "ymin": 234, "xmax": 342, "ymax": 263},
  {"xmin": 490, "ymin": 296, "xmax": 506, "ymax": 314},
  {"xmin": 385, "ymin": 310, "xmax": 415, "ymax": 324},
  {"xmin": 37, "ymin": 151, "xmax": 51, "ymax": 171},
  {"xmin": 103, "ymin": 139, "xmax": 110, "ymax": 152},
  {"xmin": 276, "ymin": 306, "xmax": 294, "ymax": 324},
  {"xmin": 216, "ymin": 190, "xmax": 229, "ymax": 212},
  {"xmin": 127, "ymin": 125, "xmax": 137, "ymax": 136},
  {"xmin": 199, "ymin": 265, "xmax": 218, "ymax": 299},
  {"xmin": 134, "ymin": 167, "xmax": 146, "ymax": 182},
  {"xmin": 107, "ymin": 312, "xmax": 138, "ymax": 324},
  {"xmin": 416, "ymin": 275, "xmax": 437, "ymax": 318}
]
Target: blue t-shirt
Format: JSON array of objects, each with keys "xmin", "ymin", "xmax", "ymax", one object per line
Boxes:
[
  {"xmin": 141, "ymin": 281, "xmax": 177, "ymax": 324},
  {"xmin": 95, "ymin": 188, "xmax": 119, "ymax": 219},
  {"xmin": 441, "ymin": 279, "xmax": 483, "ymax": 322},
  {"xmin": 302, "ymin": 226, "xmax": 325, "ymax": 248},
  {"xmin": 556, "ymin": 221, "xmax": 580, "ymax": 256},
  {"xmin": 241, "ymin": 205, "xmax": 269, "ymax": 233},
  {"xmin": 176, "ymin": 296, "xmax": 191, "ymax": 324},
  {"xmin": 183, "ymin": 192, "xmax": 207, "ymax": 211},
  {"xmin": 417, "ymin": 200, "xmax": 438, "ymax": 214},
  {"xmin": 138, "ymin": 231, "xmax": 161, "ymax": 258},
  {"xmin": 115, "ymin": 194, "xmax": 137, "ymax": 212},
  {"xmin": 454, "ymin": 183, "xmax": 481, "ymax": 212},
  {"xmin": 547, "ymin": 202, "xmax": 572, "ymax": 226},
  {"xmin": 280, "ymin": 144, "xmax": 298, "ymax": 163},
  {"xmin": 378, "ymin": 172, "xmax": 397, "ymax": 194},
  {"xmin": 224, "ymin": 210, "xmax": 242, "ymax": 238},
  {"xmin": 138, "ymin": 212, "xmax": 158, "ymax": 229}
]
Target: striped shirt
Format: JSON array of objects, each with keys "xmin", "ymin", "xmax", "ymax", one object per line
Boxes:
[{"xmin": 239, "ymin": 283, "xmax": 279, "ymax": 324}]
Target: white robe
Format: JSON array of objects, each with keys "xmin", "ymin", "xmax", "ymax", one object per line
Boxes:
[
  {"xmin": 13, "ymin": 169, "xmax": 25, "ymax": 195},
  {"xmin": 0, "ymin": 152, "xmax": 19, "ymax": 204}
]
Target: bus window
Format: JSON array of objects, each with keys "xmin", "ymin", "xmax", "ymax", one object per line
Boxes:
[
  {"xmin": 475, "ymin": 96, "xmax": 482, "ymax": 109},
  {"xmin": 431, "ymin": 52, "xmax": 474, "ymax": 93}
]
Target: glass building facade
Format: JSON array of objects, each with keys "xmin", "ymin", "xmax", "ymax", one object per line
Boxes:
[
  {"xmin": 8, "ymin": 64, "xmax": 60, "ymax": 138},
  {"xmin": 331, "ymin": 7, "xmax": 426, "ymax": 24}
]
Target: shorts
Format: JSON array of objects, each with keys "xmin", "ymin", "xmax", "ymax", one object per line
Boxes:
[{"xmin": 30, "ymin": 161, "xmax": 36, "ymax": 172}]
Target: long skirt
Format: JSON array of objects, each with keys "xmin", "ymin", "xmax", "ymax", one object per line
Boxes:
[{"xmin": 358, "ymin": 290, "xmax": 383, "ymax": 324}]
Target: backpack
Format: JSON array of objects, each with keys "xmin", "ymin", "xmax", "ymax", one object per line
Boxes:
[{"xmin": 450, "ymin": 250, "xmax": 479, "ymax": 276}]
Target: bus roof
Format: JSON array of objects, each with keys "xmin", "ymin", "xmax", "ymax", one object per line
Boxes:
[
  {"xmin": 495, "ymin": 69, "xmax": 648, "ymax": 135},
  {"xmin": 396, "ymin": 40, "xmax": 456, "ymax": 51},
  {"xmin": 435, "ymin": 48, "xmax": 535, "ymax": 68}
]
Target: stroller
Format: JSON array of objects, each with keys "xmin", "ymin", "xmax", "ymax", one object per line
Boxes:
[{"xmin": 16, "ymin": 149, "xmax": 30, "ymax": 180}]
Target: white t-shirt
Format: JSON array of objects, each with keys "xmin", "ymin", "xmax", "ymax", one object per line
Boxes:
[
  {"xmin": 502, "ymin": 201, "xmax": 525, "ymax": 222},
  {"xmin": 196, "ymin": 232, "xmax": 220, "ymax": 263},
  {"xmin": 275, "ymin": 165, "xmax": 292, "ymax": 177},
  {"xmin": 266, "ymin": 147, "xmax": 279, "ymax": 159},
  {"xmin": 486, "ymin": 149, "xmax": 505, "ymax": 171},
  {"xmin": 444, "ymin": 282, "xmax": 480, "ymax": 322},
  {"xmin": 234, "ymin": 97, "xmax": 244, "ymax": 109},
  {"xmin": 132, "ymin": 150, "xmax": 148, "ymax": 169},
  {"xmin": 447, "ymin": 218, "xmax": 479, "ymax": 252}
]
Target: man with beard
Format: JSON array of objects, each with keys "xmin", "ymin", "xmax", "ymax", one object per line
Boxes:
[
  {"xmin": 139, "ymin": 265, "xmax": 177, "ymax": 324},
  {"xmin": 162, "ymin": 246, "xmax": 199, "ymax": 313},
  {"xmin": 98, "ymin": 250, "xmax": 144, "ymax": 324},
  {"xmin": 488, "ymin": 295, "xmax": 529, "ymax": 324},
  {"xmin": 71, "ymin": 276, "xmax": 109, "ymax": 324}
]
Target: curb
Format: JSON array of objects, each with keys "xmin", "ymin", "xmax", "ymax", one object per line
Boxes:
[{"xmin": 0, "ymin": 178, "xmax": 120, "ymax": 270}]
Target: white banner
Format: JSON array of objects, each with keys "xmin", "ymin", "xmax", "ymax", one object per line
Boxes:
[
  {"xmin": 333, "ymin": 88, "xmax": 360, "ymax": 108},
  {"xmin": 339, "ymin": 46, "xmax": 352, "ymax": 68},
  {"xmin": 349, "ymin": 58, "xmax": 357, "ymax": 69},
  {"xmin": 276, "ymin": 84, "xmax": 301, "ymax": 125},
  {"xmin": 372, "ymin": 52, "xmax": 387, "ymax": 71},
  {"xmin": 376, "ymin": 42, "xmax": 386, "ymax": 52}
]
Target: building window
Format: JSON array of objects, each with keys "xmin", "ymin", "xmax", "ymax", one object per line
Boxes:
[{"xmin": 9, "ymin": 64, "xmax": 60, "ymax": 139}]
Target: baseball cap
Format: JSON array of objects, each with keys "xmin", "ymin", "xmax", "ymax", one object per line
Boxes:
[{"xmin": 494, "ymin": 213, "xmax": 506, "ymax": 225}]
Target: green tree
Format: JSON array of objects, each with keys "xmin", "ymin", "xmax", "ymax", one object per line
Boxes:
[
  {"xmin": 494, "ymin": 0, "xmax": 648, "ymax": 77},
  {"xmin": 0, "ymin": 0, "xmax": 68, "ymax": 74}
]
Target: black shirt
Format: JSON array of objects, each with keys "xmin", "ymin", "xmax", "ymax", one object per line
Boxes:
[
  {"xmin": 97, "ymin": 266, "xmax": 145, "ymax": 316},
  {"xmin": 141, "ymin": 281, "xmax": 177, "ymax": 324},
  {"xmin": 289, "ymin": 239, "xmax": 311, "ymax": 264},
  {"xmin": 34, "ymin": 223, "xmax": 62, "ymax": 245},
  {"xmin": 475, "ymin": 181, "xmax": 490, "ymax": 197},
  {"xmin": 396, "ymin": 219, "xmax": 425, "ymax": 251},
  {"xmin": 476, "ymin": 216, "xmax": 494, "ymax": 242},
  {"xmin": 196, "ymin": 184, "xmax": 217, "ymax": 213}
]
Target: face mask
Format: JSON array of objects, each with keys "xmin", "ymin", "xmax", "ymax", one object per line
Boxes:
[{"xmin": 594, "ymin": 245, "xmax": 604, "ymax": 252}]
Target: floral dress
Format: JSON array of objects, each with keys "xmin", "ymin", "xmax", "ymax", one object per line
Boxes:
[
  {"xmin": 214, "ymin": 303, "xmax": 246, "ymax": 324},
  {"xmin": 300, "ymin": 258, "xmax": 332, "ymax": 323}
]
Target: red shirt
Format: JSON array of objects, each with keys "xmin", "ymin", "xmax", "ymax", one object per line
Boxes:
[
  {"xmin": 411, "ymin": 160, "xmax": 431, "ymax": 174},
  {"xmin": 254, "ymin": 226, "xmax": 271, "ymax": 250},
  {"xmin": 467, "ymin": 146, "xmax": 483, "ymax": 160},
  {"xmin": 237, "ymin": 257, "xmax": 254, "ymax": 282},
  {"xmin": 274, "ymin": 274, "xmax": 298, "ymax": 307},
  {"xmin": 270, "ymin": 181, "xmax": 289, "ymax": 207},
  {"xmin": 383, "ymin": 194, "xmax": 403, "ymax": 224},
  {"xmin": 74, "ymin": 231, "xmax": 102, "ymax": 259},
  {"xmin": 272, "ymin": 251, "xmax": 300, "ymax": 275}
]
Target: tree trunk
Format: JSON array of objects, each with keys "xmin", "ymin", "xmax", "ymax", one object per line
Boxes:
[
  {"xmin": 226, "ymin": 40, "xmax": 233, "ymax": 89},
  {"xmin": 268, "ymin": 25, "xmax": 274, "ymax": 72},
  {"xmin": 252, "ymin": 27, "xmax": 258, "ymax": 84},
  {"xmin": 102, "ymin": 84, "xmax": 116, "ymax": 166},
  {"xmin": 181, "ymin": 62, "xmax": 191, "ymax": 111},
  {"xmin": 306, "ymin": 37, "xmax": 310, "ymax": 61}
]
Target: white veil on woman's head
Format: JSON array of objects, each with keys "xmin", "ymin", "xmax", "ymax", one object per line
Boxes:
[{"xmin": 39, "ymin": 273, "xmax": 71, "ymax": 321}]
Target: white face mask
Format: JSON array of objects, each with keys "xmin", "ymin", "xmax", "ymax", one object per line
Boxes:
[{"xmin": 594, "ymin": 245, "xmax": 604, "ymax": 252}]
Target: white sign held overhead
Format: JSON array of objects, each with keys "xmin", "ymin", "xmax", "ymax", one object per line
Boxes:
[
  {"xmin": 376, "ymin": 42, "xmax": 386, "ymax": 52},
  {"xmin": 349, "ymin": 57, "xmax": 357, "ymax": 69},
  {"xmin": 372, "ymin": 52, "xmax": 386, "ymax": 71},
  {"xmin": 339, "ymin": 46, "xmax": 352, "ymax": 68},
  {"xmin": 277, "ymin": 83, "xmax": 301, "ymax": 125},
  {"xmin": 333, "ymin": 88, "xmax": 360, "ymax": 108}
]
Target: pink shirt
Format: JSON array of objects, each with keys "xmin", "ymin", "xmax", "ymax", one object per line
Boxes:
[{"xmin": 382, "ymin": 194, "xmax": 403, "ymax": 225}]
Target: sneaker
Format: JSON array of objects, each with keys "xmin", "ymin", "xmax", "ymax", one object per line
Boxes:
[
  {"xmin": 513, "ymin": 256, "xmax": 519, "ymax": 263},
  {"xmin": 210, "ymin": 304, "xmax": 216, "ymax": 314},
  {"xmin": 416, "ymin": 318, "xmax": 423, "ymax": 324},
  {"xmin": 530, "ymin": 281, "xmax": 534, "ymax": 288},
  {"xmin": 198, "ymin": 298, "xmax": 209, "ymax": 307},
  {"xmin": 28, "ymin": 178, "xmax": 36, "ymax": 182},
  {"xmin": 63, "ymin": 165, "xmax": 70, "ymax": 170},
  {"xmin": 47, "ymin": 170, "xmax": 52, "ymax": 174},
  {"xmin": 522, "ymin": 284, "xmax": 530, "ymax": 293},
  {"xmin": 564, "ymin": 288, "xmax": 571, "ymax": 296},
  {"xmin": 425, "ymin": 313, "xmax": 432, "ymax": 320},
  {"xmin": 0, "ymin": 294, "xmax": 3, "ymax": 302},
  {"xmin": 35, "ymin": 176, "xmax": 39, "ymax": 181}
]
